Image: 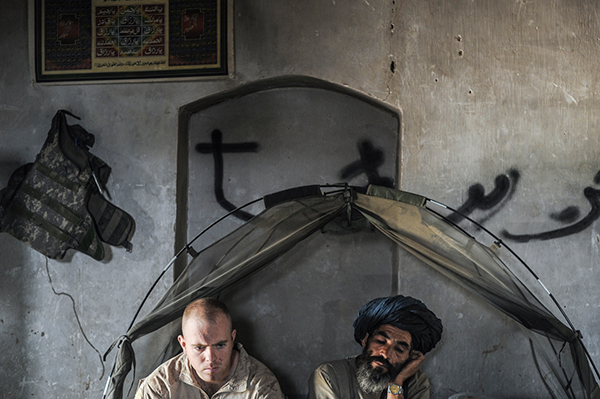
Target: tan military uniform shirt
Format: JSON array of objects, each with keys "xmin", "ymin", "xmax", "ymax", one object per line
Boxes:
[
  {"xmin": 135, "ymin": 343, "xmax": 284, "ymax": 399},
  {"xmin": 308, "ymin": 357, "xmax": 430, "ymax": 399}
]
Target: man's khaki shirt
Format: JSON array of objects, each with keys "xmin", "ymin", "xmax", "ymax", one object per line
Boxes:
[
  {"xmin": 308, "ymin": 357, "xmax": 430, "ymax": 399},
  {"xmin": 135, "ymin": 343, "xmax": 284, "ymax": 399}
]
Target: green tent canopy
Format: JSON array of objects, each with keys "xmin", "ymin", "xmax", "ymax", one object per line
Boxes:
[{"xmin": 103, "ymin": 184, "xmax": 600, "ymax": 399}]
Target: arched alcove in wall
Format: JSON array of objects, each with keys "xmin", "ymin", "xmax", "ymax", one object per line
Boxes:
[{"xmin": 174, "ymin": 75, "xmax": 401, "ymax": 396}]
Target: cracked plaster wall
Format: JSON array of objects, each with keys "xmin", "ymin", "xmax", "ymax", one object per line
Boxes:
[{"xmin": 1, "ymin": 1, "xmax": 600, "ymax": 398}]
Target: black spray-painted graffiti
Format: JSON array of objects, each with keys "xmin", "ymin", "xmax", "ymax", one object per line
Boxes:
[
  {"xmin": 451, "ymin": 169, "xmax": 600, "ymax": 242},
  {"xmin": 195, "ymin": 129, "xmax": 259, "ymax": 221},
  {"xmin": 195, "ymin": 131, "xmax": 598, "ymax": 243},
  {"xmin": 448, "ymin": 169, "xmax": 520, "ymax": 225},
  {"xmin": 197, "ymin": 134, "xmax": 394, "ymax": 220},
  {"xmin": 501, "ymin": 179, "xmax": 600, "ymax": 243},
  {"xmin": 338, "ymin": 139, "xmax": 394, "ymax": 188}
]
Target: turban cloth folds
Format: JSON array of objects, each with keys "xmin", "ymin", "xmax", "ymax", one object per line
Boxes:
[{"xmin": 353, "ymin": 295, "xmax": 443, "ymax": 354}]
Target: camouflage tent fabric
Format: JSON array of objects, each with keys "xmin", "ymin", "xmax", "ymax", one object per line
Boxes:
[{"xmin": 103, "ymin": 185, "xmax": 599, "ymax": 399}]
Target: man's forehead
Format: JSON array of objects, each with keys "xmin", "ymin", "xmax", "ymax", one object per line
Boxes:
[
  {"xmin": 372, "ymin": 324, "xmax": 412, "ymax": 344},
  {"xmin": 183, "ymin": 316, "xmax": 232, "ymax": 342}
]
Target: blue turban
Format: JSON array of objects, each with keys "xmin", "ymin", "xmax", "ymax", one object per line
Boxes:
[{"xmin": 353, "ymin": 295, "xmax": 443, "ymax": 354}]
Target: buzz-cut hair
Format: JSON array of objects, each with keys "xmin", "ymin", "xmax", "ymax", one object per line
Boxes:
[{"xmin": 182, "ymin": 297, "xmax": 233, "ymax": 331}]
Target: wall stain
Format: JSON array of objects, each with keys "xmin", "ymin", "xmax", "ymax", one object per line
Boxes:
[{"xmin": 482, "ymin": 344, "xmax": 501, "ymax": 355}]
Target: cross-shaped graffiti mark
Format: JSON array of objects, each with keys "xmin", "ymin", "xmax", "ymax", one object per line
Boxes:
[
  {"xmin": 502, "ymin": 185, "xmax": 600, "ymax": 243},
  {"xmin": 339, "ymin": 139, "xmax": 394, "ymax": 188},
  {"xmin": 448, "ymin": 169, "xmax": 520, "ymax": 225},
  {"xmin": 195, "ymin": 129, "xmax": 259, "ymax": 221}
]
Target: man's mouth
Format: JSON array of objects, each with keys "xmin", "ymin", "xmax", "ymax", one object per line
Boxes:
[
  {"xmin": 368, "ymin": 357, "xmax": 392, "ymax": 371},
  {"xmin": 372, "ymin": 360, "xmax": 387, "ymax": 369}
]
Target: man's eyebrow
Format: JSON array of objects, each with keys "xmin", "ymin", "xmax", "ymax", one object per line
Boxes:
[
  {"xmin": 375, "ymin": 331, "xmax": 410, "ymax": 349},
  {"xmin": 194, "ymin": 339, "xmax": 228, "ymax": 348}
]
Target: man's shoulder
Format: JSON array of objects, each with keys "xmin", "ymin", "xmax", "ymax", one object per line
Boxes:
[
  {"xmin": 313, "ymin": 357, "xmax": 356, "ymax": 374},
  {"xmin": 308, "ymin": 357, "xmax": 361, "ymax": 399},
  {"xmin": 413, "ymin": 369, "xmax": 429, "ymax": 380},
  {"xmin": 309, "ymin": 358, "xmax": 430, "ymax": 399},
  {"xmin": 239, "ymin": 346, "xmax": 281, "ymax": 381},
  {"xmin": 408, "ymin": 368, "xmax": 430, "ymax": 390},
  {"xmin": 232, "ymin": 344, "xmax": 284, "ymax": 397},
  {"xmin": 310, "ymin": 357, "xmax": 357, "ymax": 388},
  {"xmin": 136, "ymin": 353, "xmax": 188, "ymax": 398}
]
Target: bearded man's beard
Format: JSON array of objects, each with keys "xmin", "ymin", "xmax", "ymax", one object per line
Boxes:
[{"xmin": 356, "ymin": 350, "xmax": 406, "ymax": 394}]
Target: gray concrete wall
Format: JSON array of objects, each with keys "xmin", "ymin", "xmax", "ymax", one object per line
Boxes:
[{"xmin": 1, "ymin": 1, "xmax": 599, "ymax": 398}]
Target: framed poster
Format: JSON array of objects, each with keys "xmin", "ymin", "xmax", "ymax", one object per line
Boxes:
[{"xmin": 29, "ymin": 0, "xmax": 231, "ymax": 84}]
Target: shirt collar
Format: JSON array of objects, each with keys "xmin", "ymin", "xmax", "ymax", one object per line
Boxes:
[
  {"xmin": 179, "ymin": 342, "xmax": 250, "ymax": 393},
  {"xmin": 220, "ymin": 342, "xmax": 250, "ymax": 393}
]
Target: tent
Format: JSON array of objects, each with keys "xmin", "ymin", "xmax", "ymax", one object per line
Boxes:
[{"xmin": 102, "ymin": 184, "xmax": 600, "ymax": 399}]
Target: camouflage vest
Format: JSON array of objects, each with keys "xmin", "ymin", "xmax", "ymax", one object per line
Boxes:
[{"xmin": 0, "ymin": 110, "xmax": 135, "ymax": 260}]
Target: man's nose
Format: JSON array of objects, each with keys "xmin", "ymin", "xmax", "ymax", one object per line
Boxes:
[
  {"xmin": 205, "ymin": 347, "xmax": 216, "ymax": 362},
  {"xmin": 378, "ymin": 344, "xmax": 391, "ymax": 358}
]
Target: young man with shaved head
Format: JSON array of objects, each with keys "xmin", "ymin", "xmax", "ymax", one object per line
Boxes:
[
  {"xmin": 308, "ymin": 295, "xmax": 443, "ymax": 399},
  {"xmin": 136, "ymin": 298, "xmax": 285, "ymax": 399}
]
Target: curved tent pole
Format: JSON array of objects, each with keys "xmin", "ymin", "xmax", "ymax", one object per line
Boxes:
[
  {"xmin": 359, "ymin": 185, "xmax": 599, "ymax": 397},
  {"xmin": 102, "ymin": 184, "xmax": 355, "ymax": 399},
  {"xmin": 425, "ymin": 198, "xmax": 600, "ymax": 383},
  {"xmin": 103, "ymin": 183, "xmax": 600, "ymax": 399},
  {"xmin": 102, "ymin": 196, "xmax": 263, "ymax": 399},
  {"xmin": 125, "ymin": 196, "xmax": 264, "ymax": 333}
]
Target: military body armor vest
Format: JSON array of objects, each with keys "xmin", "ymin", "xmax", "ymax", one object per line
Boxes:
[{"xmin": 0, "ymin": 110, "xmax": 135, "ymax": 260}]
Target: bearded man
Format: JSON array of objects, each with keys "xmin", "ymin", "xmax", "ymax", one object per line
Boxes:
[{"xmin": 308, "ymin": 295, "xmax": 443, "ymax": 399}]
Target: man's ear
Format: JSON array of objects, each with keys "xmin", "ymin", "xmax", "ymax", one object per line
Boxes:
[
  {"xmin": 177, "ymin": 334, "xmax": 186, "ymax": 353},
  {"xmin": 231, "ymin": 329, "xmax": 237, "ymax": 342},
  {"xmin": 361, "ymin": 333, "xmax": 369, "ymax": 348}
]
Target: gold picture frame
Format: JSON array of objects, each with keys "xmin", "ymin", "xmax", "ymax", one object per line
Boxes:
[{"xmin": 29, "ymin": 0, "xmax": 233, "ymax": 84}]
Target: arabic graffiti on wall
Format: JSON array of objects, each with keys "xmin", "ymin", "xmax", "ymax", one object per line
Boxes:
[
  {"xmin": 196, "ymin": 129, "xmax": 598, "ymax": 242},
  {"xmin": 338, "ymin": 139, "xmax": 394, "ymax": 188},
  {"xmin": 501, "ymin": 186, "xmax": 600, "ymax": 243},
  {"xmin": 447, "ymin": 169, "xmax": 520, "ymax": 225},
  {"xmin": 195, "ymin": 134, "xmax": 394, "ymax": 221},
  {"xmin": 449, "ymin": 169, "xmax": 600, "ymax": 242}
]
